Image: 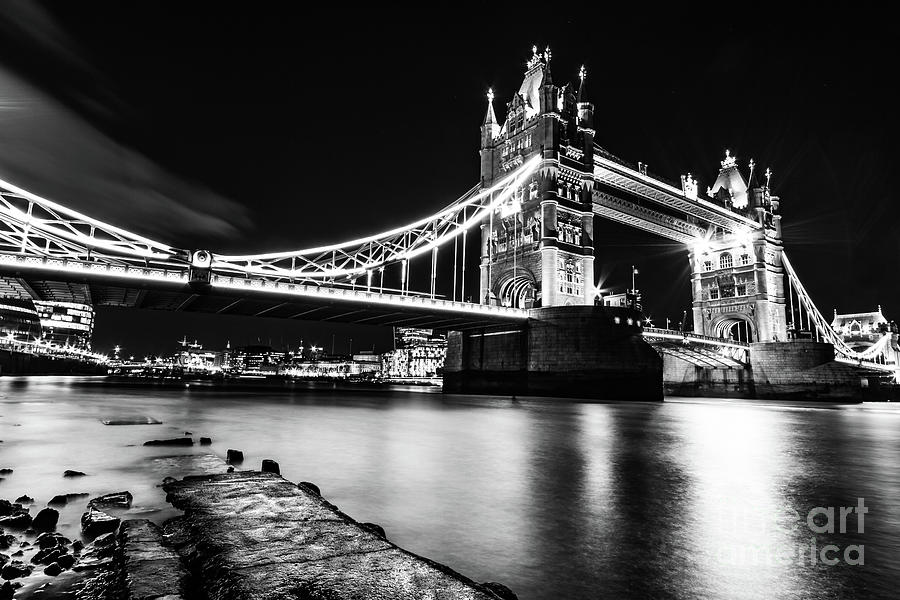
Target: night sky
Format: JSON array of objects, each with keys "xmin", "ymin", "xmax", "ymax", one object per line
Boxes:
[{"xmin": 1, "ymin": 2, "xmax": 897, "ymax": 356}]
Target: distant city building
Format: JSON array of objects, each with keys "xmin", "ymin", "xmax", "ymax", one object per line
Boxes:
[
  {"xmin": 351, "ymin": 350, "xmax": 382, "ymax": 377},
  {"xmin": 831, "ymin": 307, "xmax": 896, "ymax": 352},
  {"xmin": 393, "ymin": 327, "xmax": 433, "ymax": 349},
  {"xmin": 0, "ymin": 297, "xmax": 42, "ymax": 343},
  {"xmin": 33, "ymin": 301, "xmax": 95, "ymax": 350},
  {"xmin": 231, "ymin": 345, "xmax": 284, "ymax": 374},
  {"xmin": 382, "ymin": 328, "xmax": 447, "ymax": 378},
  {"xmin": 174, "ymin": 338, "xmax": 225, "ymax": 372}
]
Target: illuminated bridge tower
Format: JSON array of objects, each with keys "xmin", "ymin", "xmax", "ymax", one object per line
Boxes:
[
  {"xmin": 689, "ymin": 154, "xmax": 787, "ymax": 342},
  {"xmin": 478, "ymin": 47, "xmax": 595, "ymax": 308}
]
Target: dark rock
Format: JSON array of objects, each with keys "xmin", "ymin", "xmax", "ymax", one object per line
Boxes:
[
  {"xmin": 298, "ymin": 481, "xmax": 320, "ymax": 495},
  {"xmin": 17, "ymin": 542, "xmax": 28, "ymax": 548},
  {"xmin": 63, "ymin": 470, "xmax": 87, "ymax": 478},
  {"xmin": 0, "ymin": 536, "xmax": 14, "ymax": 551},
  {"xmin": 56, "ymin": 554, "xmax": 75, "ymax": 570},
  {"xmin": 0, "ymin": 501, "xmax": 22, "ymax": 518},
  {"xmin": 199, "ymin": 437, "xmax": 212, "ymax": 445},
  {"xmin": 0, "ymin": 555, "xmax": 5, "ymax": 568},
  {"xmin": 48, "ymin": 492, "xmax": 89, "ymax": 506},
  {"xmin": 71, "ymin": 540, "xmax": 84, "ymax": 553},
  {"xmin": 7, "ymin": 552, "xmax": 18, "ymax": 559},
  {"xmin": 101, "ymin": 416, "xmax": 162, "ymax": 425},
  {"xmin": 32, "ymin": 508, "xmax": 59, "ymax": 532},
  {"xmin": 35, "ymin": 534, "xmax": 57, "ymax": 549},
  {"xmin": 88, "ymin": 491, "xmax": 133, "ymax": 509},
  {"xmin": 78, "ymin": 532, "xmax": 116, "ymax": 562},
  {"xmin": 0, "ymin": 514, "xmax": 30, "ymax": 530},
  {"xmin": 482, "ymin": 582, "xmax": 518, "ymax": 600},
  {"xmin": 91, "ymin": 533, "xmax": 115, "ymax": 550},
  {"xmin": 31, "ymin": 546, "xmax": 65, "ymax": 565},
  {"xmin": 143, "ymin": 437, "xmax": 193, "ymax": 447},
  {"xmin": 0, "ymin": 560, "xmax": 32, "ymax": 580},
  {"xmin": 0, "ymin": 470, "xmax": 11, "ymax": 475},
  {"xmin": 0, "ymin": 581, "xmax": 13, "ymax": 600},
  {"xmin": 184, "ymin": 431, "xmax": 193, "ymax": 435},
  {"xmin": 13, "ymin": 496, "xmax": 32, "ymax": 505},
  {"xmin": 81, "ymin": 509, "xmax": 120, "ymax": 539},
  {"xmin": 43, "ymin": 562, "xmax": 63, "ymax": 576},
  {"xmin": 360, "ymin": 522, "xmax": 386, "ymax": 539},
  {"xmin": 72, "ymin": 557, "xmax": 112, "ymax": 572},
  {"xmin": 35, "ymin": 533, "xmax": 69, "ymax": 549},
  {"xmin": 261, "ymin": 459, "xmax": 280, "ymax": 475},
  {"xmin": 161, "ymin": 476, "xmax": 177, "ymax": 486},
  {"xmin": 226, "ymin": 466, "xmax": 234, "ymax": 473},
  {"xmin": 226, "ymin": 449, "xmax": 243, "ymax": 463}
]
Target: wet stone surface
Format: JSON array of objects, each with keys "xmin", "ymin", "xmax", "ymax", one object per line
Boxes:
[{"xmin": 163, "ymin": 471, "xmax": 508, "ymax": 600}]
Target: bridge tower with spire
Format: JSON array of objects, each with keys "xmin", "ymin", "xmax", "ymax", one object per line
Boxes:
[
  {"xmin": 478, "ymin": 46, "xmax": 595, "ymax": 309},
  {"xmin": 689, "ymin": 152, "xmax": 788, "ymax": 342}
]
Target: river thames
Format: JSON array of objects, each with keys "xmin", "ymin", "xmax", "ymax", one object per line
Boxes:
[{"xmin": 1, "ymin": 377, "xmax": 898, "ymax": 599}]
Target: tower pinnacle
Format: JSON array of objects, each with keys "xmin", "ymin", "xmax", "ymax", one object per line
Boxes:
[
  {"xmin": 483, "ymin": 87, "xmax": 498, "ymax": 126},
  {"xmin": 721, "ymin": 149, "xmax": 737, "ymax": 169},
  {"xmin": 577, "ymin": 65, "xmax": 587, "ymax": 102}
]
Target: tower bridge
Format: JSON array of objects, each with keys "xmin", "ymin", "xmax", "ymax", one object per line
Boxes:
[{"xmin": 1, "ymin": 46, "xmax": 896, "ymax": 399}]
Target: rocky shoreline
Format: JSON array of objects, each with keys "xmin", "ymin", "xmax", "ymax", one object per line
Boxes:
[{"xmin": 1, "ymin": 461, "xmax": 517, "ymax": 599}]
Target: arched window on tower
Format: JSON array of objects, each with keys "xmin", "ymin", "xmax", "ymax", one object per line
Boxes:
[{"xmin": 720, "ymin": 253, "xmax": 733, "ymax": 270}]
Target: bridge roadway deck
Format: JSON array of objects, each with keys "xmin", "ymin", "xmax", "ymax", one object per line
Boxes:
[{"xmin": 0, "ymin": 261, "xmax": 527, "ymax": 331}]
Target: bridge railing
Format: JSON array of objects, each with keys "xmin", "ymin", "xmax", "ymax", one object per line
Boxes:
[
  {"xmin": 0, "ymin": 253, "xmax": 189, "ymax": 283},
  {"xmin": 209, "ymin": 275, "xmax": 530, "ymax": 319},
  {"xmin": 642, "ymin": 327, "xmax": 750, "ymax": 349}
]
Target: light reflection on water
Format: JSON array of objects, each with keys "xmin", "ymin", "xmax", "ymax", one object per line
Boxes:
[{"xmin": 1, "ymin": 377, "xmax": 898, "ymax": 599}]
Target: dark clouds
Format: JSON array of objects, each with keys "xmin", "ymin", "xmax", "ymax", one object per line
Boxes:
[
  {"xmin": 0, "ymin": 67, "xmax": 250, "ymax": 243},
  {"xmin": 0, "ymin": 1, "xmax": 250, "ymax": 244}
]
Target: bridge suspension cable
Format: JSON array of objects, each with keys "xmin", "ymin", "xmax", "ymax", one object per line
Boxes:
[
  {"xmin": 211, "ymin": 155, "xmax": 542, "ymax": 283},
  {"xmin": 782, "ymin": 251, "xmax": 896, "ymax": 369}
]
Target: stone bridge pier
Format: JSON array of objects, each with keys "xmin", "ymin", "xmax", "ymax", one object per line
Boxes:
[{"xmin": 444, "ymin": 305, "xmax": 663, "ymax": 401}]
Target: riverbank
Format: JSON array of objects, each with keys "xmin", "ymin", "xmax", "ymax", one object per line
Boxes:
[
  {"xmin": 0, "ymin": 350, "xmax": 104, "ymax": 377},
  {"xmin": 1, "ymin": 467, "xmax": 516, "ymax": 599}
]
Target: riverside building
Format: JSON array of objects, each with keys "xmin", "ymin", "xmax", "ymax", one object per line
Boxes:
[{"xmin": 382, "ymin": 327, "xmax": 447, "ymax": 379}]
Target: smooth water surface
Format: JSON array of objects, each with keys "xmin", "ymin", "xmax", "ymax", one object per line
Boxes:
[{"xmin": 1, "ymin": 377, "xmax": 898, "ymax": 599}]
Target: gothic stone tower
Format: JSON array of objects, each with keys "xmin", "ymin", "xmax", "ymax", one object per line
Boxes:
[
  {"xmin": 478, "ymin": 48, "xmax": 595, "ymax": 308},
  {"xmin": 689, "ymin": 153, "xmax": 788, "ymax": 342}
]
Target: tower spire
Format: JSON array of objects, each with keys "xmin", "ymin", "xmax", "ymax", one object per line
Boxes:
[
  {"xmin": 748, "ymin": 158, "xmax": 761, "ymax": 187},
  {"xmin": 577, "ymin": 65, "xmax": 587, "ymax": 102},
  {"xmin": 483, "ymin": 88, "xmax": 497, "ymax": 126},
  {"xmin": 542, "ymin": 47, "xmax": 553, "ymax": 85}
]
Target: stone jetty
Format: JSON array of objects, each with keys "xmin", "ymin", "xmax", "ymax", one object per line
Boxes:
[{"xmin": 162, "ymin": 471, "xmax": 513, "ymax": 599}]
